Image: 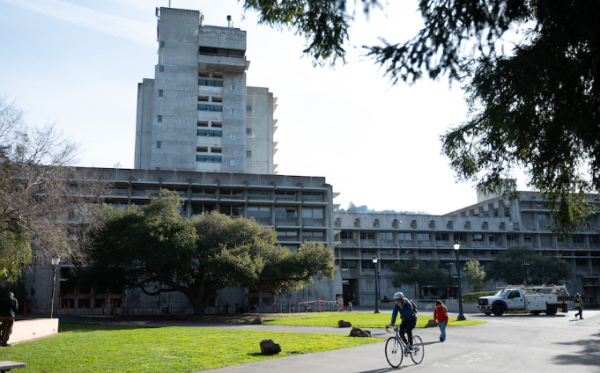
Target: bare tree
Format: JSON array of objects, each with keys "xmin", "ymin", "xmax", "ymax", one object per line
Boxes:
[{"xmin": 0, "ymin": 96, "xmax": 108, "ymax": 281}]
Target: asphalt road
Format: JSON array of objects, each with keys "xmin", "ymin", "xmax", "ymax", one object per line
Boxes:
[{"xmin": 195, "ymin": 309, "xmax": 600, "ymax": 373}]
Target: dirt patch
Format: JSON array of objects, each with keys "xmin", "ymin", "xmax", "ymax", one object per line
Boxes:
[{"xmin": 117, "ymin": 313, "xmax": 294, "ymax": 325}]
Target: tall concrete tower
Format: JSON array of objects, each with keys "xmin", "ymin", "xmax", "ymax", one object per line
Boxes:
[{"xmin": 134, "ymin": 7, "xmax": 275, "ymax": 174}]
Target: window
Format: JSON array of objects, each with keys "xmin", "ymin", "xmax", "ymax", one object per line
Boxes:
[
  {"xmin": 507, "ymin": 234, "xmax": 519, "ymax": 244},
  {"xmin": 160, "ymin": 41, "xmax": 165, "ymax": 48},
  {"xmin": 158, "ymin": 90, "xmax": 163, "ymax": 97},
  {"xmin": 302, "ymin": 192, "xmax": 323, "ymax": 201},
  {"xmin": 275, "ymin": 208, "xmax": 297, "ymax": 217},
  {"xmin": 219, "ymin": 205, "xmax": 243, "ymax": 217},
  {"xmin": 156, "ymin": 141, "xmax": 161, "ymax": 148},
  {"xmin": 246, "ymin": 128, "xmax": 252, "ymax": 135},
  {"xmin": 197, "ymin": 104, "xmax": 222, "ymax": 112},
  {"xmin": 341, "ymin": 231, "xmax": 353, "ymax": 240},
  {"xmin": 360, "ymin": 232, "xmax": 376, "ymax": 240},
  {"xmin": 155, "ymin": 167, "xmax": 160, "ymax": 170},
  {"xmin": 379, "ymin": 232, "xmax": 393, "ymax": 240},
  {"xmin": 229, "ymin": 159, "xmax": 235, "ymax": 166},
  {"xmin": 246, "ymin": 151, "xmax": 252, "ymax": 157},
  {"xmin": 196, "ymin": 146, "xmax": 208, "ymax": 153},
  {"xmin": 196, "ymin": 155, "xmax": 222, "ymax": 163},
  {"xmin": 230, "ymin": 134, "xmax": 236, "ymax": 140},
  {"xmin": 435, "ymin": 233, "xmax": 449, "ymax": 241},
  {"xmin": 302, "ymin": 208, "xmax": 324, "ymax": 219},
  {"xmin": 198, "ymin": 96, "xmax": 209, "ymax": 102},
  {"xmin": 197, "ymin": 121, "xmax": 209, "ymax": 127},
  {"xmin": 524, "ymin": 235, "xmax": 532, "ymax": 242},
  {"xmin": 231, "ymin": 84, "xmax": 235, "ymax": 90},
  {"xmin": 157, "ymin": 115, "xmax": 162, "ymax": 122},
  {"xmin": 231, "ymin": 108, "xmax": 236, "ymax": 115},
  {"xmin": 398, "ymin": 232, "xmax": 412, "ymax": 241},
  {"xmin": 211, "ymin": 147, "xmax": 222, "ymax": 153},
  {"xmin": 197, "ymin": 129, "xmax": 222, "ymax": 137},
  {"xmin": 212, "ymin": 96, "xmax": 222, "ymax": 103},
  {"xmin": 417, "ymin": 233, "xmax": 430, "ymax": 241},
  {"xmin": 212, "ymin": 122, "xmax": 222, "ymax": 128},
  {"xmin": 159, "ymin": 65, "xmax": 164, "ymax": 72},
  {"xmin": 248, "ymin": 206, "xmax": 270, "ymax": 218},
  {"xmin": 247, "ymin": 105, "xmax": 252, "ymax": 111},
  {"xmin": 198, "ymin": 79, "xmax": 223, "ymax": 87},
  {"xmin": 573, "ymin": 235, "xmax": 585, "ymax": 244},
  {"xmin": 472, "ymin": 234, "xmax": 484, "ymax": 242},
  {"xmin": 538, "ymin": 213, "xmax": 549, "ymax": 220},
  {"xmin": 341, "ymin": 260, "xmax": 357, "ymax": 269}
]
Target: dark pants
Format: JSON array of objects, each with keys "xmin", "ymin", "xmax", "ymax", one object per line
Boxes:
[
  {"xmin": 399, "ymin": 320, "xmax": 417, "ymax": 347},
  {"xmin": 576, "ymin": 307, "xmax": 583, "ymax": 319},
  {"xmin": 1, "ymin": 317, "xmax": 14, "ymax": 346}
]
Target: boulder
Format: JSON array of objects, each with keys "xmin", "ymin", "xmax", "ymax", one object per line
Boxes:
[
  {"xmin": 349, "ymin": 327, "xmax": 371, "ymax": 337},
  {"xmin": 253, "ymin": 317, "xmax": 264, "ymax": 325},
  {"xmin": 426, "ymin": 319, "xmax": 438, "ymax": 327},
  {"xmin": 260, "ymin": 339, "xmax": 281, "ymax": 355},
  {"xmin": 338, "ymin": 320, "xmax": 352, "ymax": 328}
]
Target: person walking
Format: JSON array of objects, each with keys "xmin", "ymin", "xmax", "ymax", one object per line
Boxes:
[
  {"xmin": 0, "ymin": 292, "xmax": 18, "ymax": 347},
  {"xmin": 574, "ymin": 293, "xmax": 584, "ymax": 320},
  {"xmin": 387, "ymin": 292, "xmax": 418, "ymax": 352},
  {"xmin": 433, "ymin": 300, "xmax": 449, "ymax": 342}
]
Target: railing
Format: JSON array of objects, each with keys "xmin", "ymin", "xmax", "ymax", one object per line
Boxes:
[
  {"xmin": 199, "ymin": 52, "xmax": 245, "ymax": 59},
  {"xmin": 341, "ymin": 239, "xmax": 355, "ymax": 245},
  {"xmin": 248, "ymin": 195, "xmax": 271, "ymax": 200},
  {"xmin": 303, "ymin": 218, "xmax": 325, "ymax": 226},
  {"xmin": 361, "ymin": 239, "xmax": 376, "ymax": 246},
  {"xmin": 277, "ymin": 236, "xmax": 299, "ymax": 242},
  {"xmin": 220, "ymin": 195, "xmax": 244, "ymax": 200},
  {"xmin": 380, "ymin": 239, "xmax": 394, "ymax": 246},
  {"xmin": 249, "ymin": 216, "xmax": 272, "ymax": 225},
  {"xmin": 191, "ymin": 193, "xmax": 216, "ymax": 199},
  {"xmin": 275, "ymin": 217, "xmax": 298, "ymax": 225}
]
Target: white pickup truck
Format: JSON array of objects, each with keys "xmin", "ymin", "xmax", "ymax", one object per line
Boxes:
[{"xmin": 477, "ymin": 285, "xmax": 572, "ymax": 316}]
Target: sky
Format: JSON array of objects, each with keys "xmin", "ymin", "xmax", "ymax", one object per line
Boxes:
[{"xmin": 0, "ymin": 0, "xmax": 531, "ymax": 215}]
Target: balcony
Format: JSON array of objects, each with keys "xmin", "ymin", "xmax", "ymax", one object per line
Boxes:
[
  {"xmin": 380, "ymin": 239, "xmax": 394, "ymax": 246},
  {"xmin": 361, "ymin": 239, "xmax": 376, "ymax": 246},
  {"xmin": 303, "ymin": 218, "xmax": 325, "ymax": 227},
  {"xmin": 275, "ymin": 217, "xmax": 299, "ymax": 226},
  {"xmin": 249, "ymin": 216, "xmax": 272, "ymax": 225},
  {"xmin": 277, "ymin": 236, "xmax": 299, "ymax": 242},
  {"xmin": 191, "ymin": 192, "xmax": 216, "ymax": 199},
  {"xmin": 198, "ymin": 53, "xmax": 248, "ymax": 74}
]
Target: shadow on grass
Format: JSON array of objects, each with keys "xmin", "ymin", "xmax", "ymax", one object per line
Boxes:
[{"xmin": 59, "ymin": 322, "xmax": 163, "ymax": 333}]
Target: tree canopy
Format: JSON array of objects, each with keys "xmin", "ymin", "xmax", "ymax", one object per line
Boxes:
[
  {"xmin": 0, "ymin": 97, "xmax": 106, "ymax": 281},
  {"xmin": 486, "ymin": 246, "xmax": 571, "ymax": 285},
  {"xmin": 391, "ymin": 257, "xmax": 449, "ymax": 298},
  {"xmin": 464, "ymin": 260, "xmax": 486, "ymax": 292},
  {"xmin": 243, "ymin": 1, "xmax": 600, "ymax": 232},
  {"xmin": 77, "ymin": 190, "xmax": 335, "ymax": 314}
]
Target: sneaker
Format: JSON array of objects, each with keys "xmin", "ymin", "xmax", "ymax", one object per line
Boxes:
[
  {"xmin": 414, "ymin": 346, "xmax": 420, "ymax": 352},
  {"xmin": 404, "ymin": 346, "xmax": 413, "ymax": 353},
  {"xmin": 439, "ymin": 338, "xmax": 443, "ymax": 342}
]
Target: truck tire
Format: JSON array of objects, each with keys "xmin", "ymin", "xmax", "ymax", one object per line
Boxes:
[
  {"xmin": 546, "ymin": 306, "xmax": 557, "ymax": 316},
  {"xmin": 484, "ymin": 312, "xmax": 492, "ymax": 316},
  {"xmin": 493, "ymin": 305, "xmax": 505, "ymax": 316}
]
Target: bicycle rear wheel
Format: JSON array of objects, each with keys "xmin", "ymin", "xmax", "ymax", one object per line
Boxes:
[
  {"xmin": 410, "ymin": 335, "xmax": 424, "ymax": 364},
  {"xmin": 385, "ymin": 336, "xmax": 403, "ymax": 368}
]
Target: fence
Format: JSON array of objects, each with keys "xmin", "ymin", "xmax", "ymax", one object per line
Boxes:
[{"xmin": 27, "ymin": 299, "xmax": 345, "ymax": 316}]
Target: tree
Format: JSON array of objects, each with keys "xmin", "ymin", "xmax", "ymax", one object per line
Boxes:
[
  {"xmin": 243, "ymin": 1, "xmax": 600, "ymax": 232},
  {"xmin": 391, "ymin": 257, "xmax": 448, "ymax": 298},
  {"xmin": 464, "ymin": 260, "xmax": 486, "ymax": 292},
  {"xmin": 486, "ymin": 246, "xmax": 571, "ymax": 285},
  {"xmin": 78, "ymin": 190, "xmax": 335, "ymax": 314},
  {"xmin": 0, "ymin": 96, "xmax": 106, "ymax": 281}
]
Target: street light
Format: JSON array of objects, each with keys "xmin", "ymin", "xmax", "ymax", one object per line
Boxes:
[
  {"xmin": 522, "ymin": 262, "xmax": 530, "ymax": 285},
  {"xmin": 453, "ymin": 241, "xmax": 466, "ymax": 321},
  {"xmin": 372, "ymin": 256, "xmax": 380, "ymax": 313},
  {"xmin": 50, "ymin": 256, "xmax": 60, "ymax": 319},
  {"xmin": 412, "ymin": 265, "xmax": 419, "ymax": 299},
  {"xmin": 445, "ymin": 262, "xmax": 454, "ymax": 299}
]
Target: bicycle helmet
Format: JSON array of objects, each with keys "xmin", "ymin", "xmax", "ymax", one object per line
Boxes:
[{"xmin": 393, "ymin": 292, "xmax": 404, "ymax": 300}]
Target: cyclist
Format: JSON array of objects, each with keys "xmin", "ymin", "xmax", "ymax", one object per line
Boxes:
[{"xmin": 388, "ymin": 292, "xmax": 418, "ymax": 352}]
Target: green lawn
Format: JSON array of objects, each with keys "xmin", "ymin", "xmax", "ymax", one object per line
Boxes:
[
  {"xmin": 240, "ymin": 312, "xmax": 486, "ymax": 328},
  {"xmin": 0, "ymin": 323, "xmax": 381, "ymax": 373}
]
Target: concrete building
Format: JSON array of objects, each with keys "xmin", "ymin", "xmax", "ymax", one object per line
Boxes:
[
  {"xmin": 334, "ymin": 191, "xmax": 600, "ymax": 308},
  {"xmin": 134, "ymin": 7, "xmax": 276, "ymax": 174}
]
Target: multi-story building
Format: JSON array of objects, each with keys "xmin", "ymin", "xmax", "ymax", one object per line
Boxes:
[
  {"xmin": 134, "ymin": 7, "xmax": 276, "ymax": 174},
  {"xmin": 333, "ymin": 191, "xmax": 600, "ymax": 308}
]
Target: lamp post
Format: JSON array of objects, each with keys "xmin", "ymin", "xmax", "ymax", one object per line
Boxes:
[
  {"xmin": 412, "ymin": 265, "xmax": 419, "ymax": 299},
  {"xmin": 373, "ymin": 256, "xmax": 380, "ymax": 313},
  {"xmin": 50, "ymin": 256, "xmax": 60, "ymax": 318},
  {"xmin": 522, "ymin": 262, "xmax": 530, "ymax": 285},
  {"xmin": 445, "ymin": 262, "xmax": 454, "ymax": 299},
  {"xmin": 453, "ymin": 241, "xmax": 466, "ymax": 321}
]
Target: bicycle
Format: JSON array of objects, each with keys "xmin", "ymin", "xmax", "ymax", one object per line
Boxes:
[{"xmin": 384, "ymin": 325, "xmax": 424, "ymax": 367}]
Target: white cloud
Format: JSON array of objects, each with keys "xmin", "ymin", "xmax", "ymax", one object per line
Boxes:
[{"xmin": 1, "ymin": 0, "xmax": 155, "ymax": 46}]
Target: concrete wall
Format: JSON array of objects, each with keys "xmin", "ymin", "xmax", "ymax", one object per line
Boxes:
[
  {"xmin": 246, "ymin": 87, "xmax": 274, "ymax": 174},
  {"xmin": 9, "ymin": 318, "xmax": 59, "ymax": 345}
]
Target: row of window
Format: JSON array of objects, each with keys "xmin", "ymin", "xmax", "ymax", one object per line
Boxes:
[
  {"xmin": 198, "ymin": 79, "xmax": 224, "ymax": 87},
  {"xmin": 198, "ymin": 104, "xmax": 222, "ymax": 112},
  {"xmin": 197, "ymin": 129, "xmax": 222, "ymax": 137},
  {"xmin": 340, "ymin": 231, "xmax": 596, "ymax": 243},
  {"xmin": 110, "ymin": 187, "xmax": 325, "ymax": 201},
  {"xmin": 196, "ymin": 155, "xmax": 222, "ymax": 163}
]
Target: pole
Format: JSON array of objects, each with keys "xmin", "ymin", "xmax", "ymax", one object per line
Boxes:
[
  {"xmin": 413, "ymin": 268, "xmax": 417, "ymax": 299},
  {"xmin": 374, "ymin": 266, "xmax": 380, "ymax": 313},
  {"xmin": 446, "ymin": 262, "xmax": 453, "ymax": 299},
  {"xmin": 50, "ymin": 264, "xmax": 57, "ymax": 318},
  {"xmin": 454, "ymin": 250, "xmax": 466, "ymax": 321}
]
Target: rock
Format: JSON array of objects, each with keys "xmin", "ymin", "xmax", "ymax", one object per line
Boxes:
[
  {"xmin": 426, "ymin": 319, "xmax": 438, "ymax": 327},
  {"xmin": 349, "ymin": 327, "xmax": 372, "ymax": 337},
  {"xmin": 260, "ymin": 339, "xmax": 281, "ymax": 354},
  {"xmin": 338, "ymin": 320, "xmax": 352, "ymax": 328},
  {"xmin": 253, "ymin": 317, "xmax": 263, "ymax": 325}
]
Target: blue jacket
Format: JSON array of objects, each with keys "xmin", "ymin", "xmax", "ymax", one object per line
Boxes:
[{"xmin": 391, "ymin": 299, "xmax": 417, "ymax": 323}]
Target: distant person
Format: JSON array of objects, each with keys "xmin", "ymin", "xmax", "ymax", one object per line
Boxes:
[
  {"xmin": 433, "ymin": 300, "xmax": 449, "ymax": 342},
  {"xmin": 0, "ymin": 292, "xmax": 18, "ymax": 347},
  {"xmin": 383, "ymin": 295, "xmax": 389, "ymax": 303},
  {"xmin": 574, "ymin": 293, "xmax": 583, "ymax": 320},
  {"xmin": 388, "ymin": 292, "xmax": 418, "ymax": 352}
]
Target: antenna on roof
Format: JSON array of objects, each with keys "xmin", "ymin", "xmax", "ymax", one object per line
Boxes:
[
  {"xmin": 227, "ymin": 15, "xmax": 232, "ymax": 28},
  {"xmin": 169, "ymin": 0, "xmax": 171, "ymax": 7}
]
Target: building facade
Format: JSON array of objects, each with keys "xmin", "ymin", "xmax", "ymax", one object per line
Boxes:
[{"xmin": 134, "ymin": 7, "xmax": 276, "ymax": 174}]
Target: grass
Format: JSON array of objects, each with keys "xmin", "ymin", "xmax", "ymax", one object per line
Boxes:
[
  {"xmin": 0, "ymin": 323, "xmax": 381, "ymax": 373},
  {"xmin": 239, "ymin": 312, "xmax": 486, "ymax": 328}
]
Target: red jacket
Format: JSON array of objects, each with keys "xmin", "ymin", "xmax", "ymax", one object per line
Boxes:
[{"xmin": 433, "ymin": 305, "xmax": 448, "ymax": 323}]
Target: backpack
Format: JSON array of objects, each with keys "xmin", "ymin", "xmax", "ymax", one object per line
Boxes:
[{"xmin": 410, "ymin": 299, "xmax": 418, "ymax": 314}]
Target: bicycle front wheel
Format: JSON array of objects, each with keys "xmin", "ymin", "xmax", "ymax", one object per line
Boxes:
[
  {"xmin": 385, "ymin": 336, "xmax": 403, "ymax": 368},
  {"xmin": 410, "ymin": 335, "xmax": 424, "ymax": 364}
]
